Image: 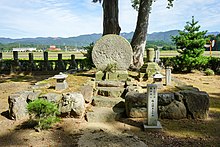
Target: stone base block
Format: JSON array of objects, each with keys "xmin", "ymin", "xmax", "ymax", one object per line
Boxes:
[
  {"xmin": 117, "ymin": 70, "xmax": 128, "ymax": 81},
  {"xmin": 95, "ymin": 71, "xmax": 105, "ymax": 81},
  {"xmin": 143, "ymin": 121, "xmax": 162, "ymax": 130},
  {"xmin": 55, "ymin": 81, "xmax": 68, "ymax": 91},
  {"xmin": 106, "ymin": 72, "xmax": 118, "ymax": 81},
  {"xmin": 139, "ymin": 62, "xmax": 160, "ymax": 80}
]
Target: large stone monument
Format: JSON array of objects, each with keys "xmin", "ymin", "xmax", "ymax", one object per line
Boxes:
[{"xmin": 92, "ymin": 34, "xmax": 133, "ymax": 81}]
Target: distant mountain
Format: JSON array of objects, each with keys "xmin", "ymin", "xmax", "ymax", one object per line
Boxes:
[{"xmin": 0, "ymin": 30, "xmax": 219, "ymax": 47}]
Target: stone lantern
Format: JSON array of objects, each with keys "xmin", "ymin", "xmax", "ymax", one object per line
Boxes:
[
  {"xmin": 54, "ymin": 72, "xmax": 68, "ymax": 91},
  {"xmin": 153, "ymin": 73, "xmax": 164, "ymax": 89}
]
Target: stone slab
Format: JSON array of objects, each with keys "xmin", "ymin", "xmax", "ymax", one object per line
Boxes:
[
  {"xmin": 92, "ymin": 96, "xmax": 124, "ymax": 108},
  {"xmin": 96, "ymin": 87, "xmax": 125, "ymax": 98},
  {"xmin": 86, "ymin": 107, "xmax": 123, "ymax": 122},
  {"xmin": 92, "ymin": 34, "xmax": 132, "ymax": 71},
  {"xmin": 143, "ymin": 121, "xmax": 162, "ymax": 130}
]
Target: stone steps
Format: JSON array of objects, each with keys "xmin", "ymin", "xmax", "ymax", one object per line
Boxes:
[
  {"xmin": 92, "ymin": 96, "xmax": 124, "ymax": 108},
  {"xmin": 86, "ymin": 107, "xmax": 125, "ymax": 122},
  {"xmin": 95, "ymin": 87, "xmax": 125, "ymax": 98}
]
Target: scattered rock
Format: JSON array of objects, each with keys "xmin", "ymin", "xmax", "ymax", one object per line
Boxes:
[
  {"xmin": 27, "ymin": 90, "xmax": 42, "ymax": 101},
  {"xmin": 8, "ymin": 92, "xmax": 29, "ymax": 120},
  {"xmin": 180, "ymin": 90, "xmax": 209, "ymax": 119},
  {"xmin": 60, "ymin": 92, "xmax": 85, "ymax": 118},
  {"xmin": 125, "ymin": 91, "xmax": 147, "ymax": 118},
  {"xmin": 159, "ymin": 100, "xmax": 187, "ymax": 119},
  {"xmin": 158, "ymin": 93, "xmax": 175, "ymax": 106},
  {"xmin": 81, "ymin": 85, "xmax": 93, "ymax": 103},
  {"xmin": 40, "ymin": 93, "xmax": 62, "ymax": 104}
]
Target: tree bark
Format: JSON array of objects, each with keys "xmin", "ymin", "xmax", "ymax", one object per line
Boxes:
[
  {"xmin": 130, "ymin": 0, "xmax": 153, "ymax": 69},
  {"xmin": 102, "ymin": 0, "xmax": 121, "ymax": 35}
]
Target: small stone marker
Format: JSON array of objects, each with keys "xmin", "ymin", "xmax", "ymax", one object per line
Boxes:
[
  {"xmin": 165, "ymin": 67, "xmax": 172, "ymax": 85},
  {"xmin": 154, "ymin": 49, "xmax": 160, "ymax": 63},
  {"xmin": 54, "ymin": 72, "xmax": 68, "ymax": 91},
  {"xmin": 144, "ymin": 84, "xmax": 162, "ymax": 130},
  {"xmin": 92, "ymin": 34, "xmax": 132, "ymax": 71}
]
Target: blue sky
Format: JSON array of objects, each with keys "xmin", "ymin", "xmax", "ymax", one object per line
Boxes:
[{"xmin": 0, "ymin": 0, "xmax": 220, "ymax": 38}]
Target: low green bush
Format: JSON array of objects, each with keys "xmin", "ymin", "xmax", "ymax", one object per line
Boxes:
[{"xmin": 27, "ymin": 98, "xmax": 60, "ymax": 130}]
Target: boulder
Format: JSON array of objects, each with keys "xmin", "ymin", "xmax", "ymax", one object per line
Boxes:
[
  {"xmin": 40, "ymin": 93, "xmax": 62, "ymax": 104},
  {"xmin": 158, "ymin": 93, "xmax": 175, "ymax": 106},
  {"xmin": 81, "ymin": 85, "xmax": 93, "ymax": 103},
  {"xmin": 159, "ymin": 100, "xmax": 187, "ymax": 119},
  {"xmin": 180, "ymin": 90, "xmax": 209, "ymax": 119},
  {"xmin": 60, "ymin": 92, "xmax": 85, "ymax": 118},
  {"xmin": 125, "ymin": 91, "xmax": 147, "ymax": 118},
  {"xmin": 8, "ymin": 91, "xmax": 29, "ymax": 120},
  {"xmin": 27, "ymin": 90, "xmax": 42, "ymax": 101}
]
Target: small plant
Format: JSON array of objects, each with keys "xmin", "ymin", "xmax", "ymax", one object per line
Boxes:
[
  {"xmin": 27, "ymin": 98, "xmax": 60, "ymax": 130},
  {"xmin": 204, "ymin": 68, "xmax": 215, "ymax": 76}
]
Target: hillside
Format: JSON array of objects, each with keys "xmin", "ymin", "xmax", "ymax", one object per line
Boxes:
[{"xmin": 0, "ymin": 30, "xmax": 219, "ymax": 47}]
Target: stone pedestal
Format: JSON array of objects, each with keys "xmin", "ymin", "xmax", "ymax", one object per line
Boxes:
[
  {"xmin": 95, "ymin": 70, "xmax": 128, "ymax": 81},
  {"xmin": 139, "ymin": 62, "xmax": 160, "ymax": 81},
  {"xmin": 144, "ymin": 84, "xmax": 162, "ymax": 130}
]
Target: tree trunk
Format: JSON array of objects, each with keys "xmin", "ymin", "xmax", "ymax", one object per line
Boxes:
[
  {"xmin": 102, "ymin": 0, "xmax": 121, "ymax": 35},
  {"xmin": 130, "ymin": 0, "xmax": 153, "ymax": 69}
]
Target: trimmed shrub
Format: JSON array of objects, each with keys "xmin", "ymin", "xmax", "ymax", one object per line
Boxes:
[{"xmin": 27, "ymin": 98, "xmax": 60, "ymax": 130}]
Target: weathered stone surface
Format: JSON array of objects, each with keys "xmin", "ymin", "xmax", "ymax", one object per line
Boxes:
[
  {"xmin": 40, "ymin": 93, "xmax": 62, "ymax": 104},
  {"xmin": 139, "ymin": 62, "xmax": 160, "ymax": 80},
  {"xmin": 8, "ymin": 92, "xmax": 29, "ymax": 120},
  {"xmin": 92, "ymin": 96, "xmax": 124, "ymax": 108},
  {"xmin": 158, "ymin": 93, "xmax": 175, "ymax": 106},
  {"xmin": 117, "ymin": 70, "xmax": 128, "ymax": 81},
  {"xmin": 176, "ymin": 85, "xmax": 199, "ymax": 91},
  {"xmin": 92, "ymin": 34, "xmax": 133, "ymax": 71},
  {"xmin": 81, "ymin": 85, "xmax": 93, "ymax": 103},
  {"xmin": 174, "ymin": 92, "xmax": 184, "ymax": 102},
  {"xmin": 180, "ymin": 90, "xmax": 210, "ymax": 119},
  {"xmin": 97, "ymin": 81, "xmax": 125, "ymax": 87},
  {"xmin": 95, "ymin": 71, "xmax": 105, "ymax": 81},
  {"xmin": 32, "ymin": 82, "xmax": 51, "ymax": 89},
  {"xmin": 27, "ymin": 90, "xmax": 42, "ymax": 101},
  {"xmin": 125, "ymin": 85, "xmax": 143, "ymax": 93},
  {"xmin": 106, "ymin": 72, "xmax": 118, "ymax": 81},
  {"xmin": 159, "ymin": 100, "xmax": 187, "ymax": 119},
  {"xmin": 96, "ymin": 87, "xmax": 125, "ymax": 98},
  {"xmin": 125, "ymin": 91, "xmax": 147, "ymax": 118},
  {"xmin": 86, "ymin": 107, "xmax": 120, "ymax": 122},
  {"xmin": 59, "ymin": 92, "xmax": 85, "ymax": 118}
]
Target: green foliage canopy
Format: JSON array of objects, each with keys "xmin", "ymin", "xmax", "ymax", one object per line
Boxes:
[{"xmin": 171, "ymin": 16, "xmax": 208, "ymax": 72}]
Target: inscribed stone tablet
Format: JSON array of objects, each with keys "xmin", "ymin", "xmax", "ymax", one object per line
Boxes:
[{"xmin": 92, "ymin": 34, "xmax": 133, "ymax": 71}]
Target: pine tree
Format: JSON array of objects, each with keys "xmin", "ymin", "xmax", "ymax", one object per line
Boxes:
[{"xmin": 172, "ymin": 16, "xmax": 208, "ymax": 72}]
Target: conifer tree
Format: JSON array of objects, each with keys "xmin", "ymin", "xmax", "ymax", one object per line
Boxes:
[{"xmin": 172, "ymin": 16, "xmax": 208, "ymax": 72}]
